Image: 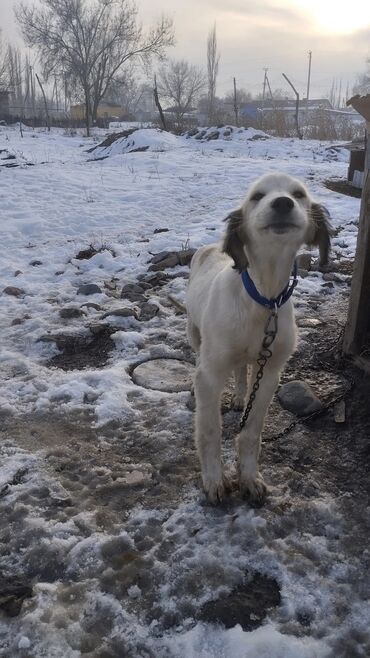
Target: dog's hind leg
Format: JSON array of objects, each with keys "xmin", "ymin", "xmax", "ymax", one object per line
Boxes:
[
  {"xmin": 187, "ymin": 318, "xmax": 201, "ymax": 353},
  {"xmin": 194, "ymin": 360, "xmax": 229, "ymax": 503}
]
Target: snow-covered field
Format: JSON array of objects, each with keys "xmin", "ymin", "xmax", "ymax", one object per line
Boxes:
[{"xmin": 0, "ymin": 124, "xmax": 368, "ymax": 658}]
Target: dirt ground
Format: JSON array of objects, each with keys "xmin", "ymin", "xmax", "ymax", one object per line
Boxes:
[{"xmin": 1, "ymin": 271, "xmax": 370, "ymax": 656}]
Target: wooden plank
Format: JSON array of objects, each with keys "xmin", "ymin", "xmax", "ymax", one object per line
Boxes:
[{"xmin": 343, "ymin": 121, "xmax": 370, "ymax": 355}]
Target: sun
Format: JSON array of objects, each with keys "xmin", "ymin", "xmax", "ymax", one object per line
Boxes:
[{"xmin": 294, "ymin": 0, "xmax": 370, "ymax": 34}]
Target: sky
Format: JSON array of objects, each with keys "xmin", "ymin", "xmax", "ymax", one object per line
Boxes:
[{"xmin": 1, "ymin": 0, "xmax": 370, "ymax": 100}]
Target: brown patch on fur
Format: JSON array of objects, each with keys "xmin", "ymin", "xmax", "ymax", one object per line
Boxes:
[{"xmin": 222, "ymin": 209, "xmax": 249, "ymax": 272}]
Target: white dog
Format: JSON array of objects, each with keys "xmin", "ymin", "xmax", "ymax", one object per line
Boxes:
[{"xmin": 186, "ymin": 172, "xmax": 332, "ymax": 504}]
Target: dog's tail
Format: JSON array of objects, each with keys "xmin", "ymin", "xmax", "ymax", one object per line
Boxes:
[{"xmin": 167, "ymin": 294, "xmax": 187, "ymax": 314}]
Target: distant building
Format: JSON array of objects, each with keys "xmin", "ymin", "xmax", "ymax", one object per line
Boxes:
[
  {"xmin": 70, "ymin": 100, "xmax": 122, "ymax": 121},
  {"xmin": 240, "ymin": 98, "xmax": 332, "ymax": 121}
]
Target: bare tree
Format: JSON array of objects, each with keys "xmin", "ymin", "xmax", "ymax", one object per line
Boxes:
[
  {"xmin": 352, "ymin": 65, "xmax": 370, "ymax": 96},
  {"xmin": 157, "ymin": 59, "xmax": 206, "ymax": 131},
  {"xmin": 15, "ymin": 0, "xmax": 174, "ymax": 135},
  {"xmin": 207, "ymin": 23, "xmax": 220, "ymax": 125},
  {"xmin": 0, "ymin": 31, "xmax": 9, "ymax": 90}
]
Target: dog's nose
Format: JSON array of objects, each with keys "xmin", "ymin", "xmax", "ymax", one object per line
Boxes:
[{"xmin": 271, "ymin": 196, "xmax": 294, "ymax": 214}]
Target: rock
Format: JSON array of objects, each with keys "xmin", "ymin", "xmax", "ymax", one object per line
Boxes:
[
  {"xmin": 60, "ymin": 306, "xmax": 84, "ymax": 319},
  {"xmin": 205, "ymin": 130, "xmax": 219, "ymax": 140},
  {"xmin": 14, "ymin": 270, "xmax": 23, "ymax": 277},
  {"xmin": 322, "ymin": 272, "xmax": 342, "ymax": 283},
  {"xmin": 298, "ymin": 268, "xmax": 309, "ymax": 278},
  {"xmin": 121, "ymin": 283, "xmax": 146, "ymax": 302},
  {"xmin": 150, "ymin": 251, "xmax": 175, "ymax": 265},
  {"xmin": 3, "ymin": 286, "xmax": 24, "ymax": 297},
  {"xmin": 277, "ymin": 380, "xmax": 323, "ymax": 417},
  {"xmin": 297, "ymin": 318, "xmax": 324, "ymax": 328},
  {"xmin": 148, "ymin": 253, "xmax": 180, "ymax": 271},
  {"xmin": 296, "ymin": 253, "xmax": 312, "ymax": 271},
  {"xmin": 139, "ymin": 302, "xmax": 159, "ymax": 321},
  {"xmin": 178, "ymin": 248, "xmax": 196, "ymax": 266},
  {"xmin": 334, "ymin": 400, "xmax": 346, "ymax": 423},
  {"xmin": 0, "ymin": 580, "xmax": 33, "ymax": 617},
  {"xmin": 77, "ymin": 283, "xmax": 102, "ymax": 295},
  {"xmin": 132, "ymin": 358, "xmax": 194, "ymax": 392},
  {"xmin": 138, "ymin": 272, "xmax": 169, "ymax": 287},
  {"xmin": 153, "ymin": 228, "xmax": 169, "ymax": 234},
  {"xmin": 102, "ymin": 307, "xmax": 139, "ymax": 319},
  {"xmin": 321, "ymin": 281, "xmax": 334, "ymax": 288},
  {"xmin": 30, "ymin": 260, "xmax": 42, "ymax": 266},
  {"xmin": 80, "ymin": 302, "xmax": 102, "ymax": 311},
  {"xmin": 11, "ymin": 318, "xmax": 24, "ymax": 326}
]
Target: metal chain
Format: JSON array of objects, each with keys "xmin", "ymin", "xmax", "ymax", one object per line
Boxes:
[
  {"xmin": 239, "ymin": 306, "xmax": 278, "ymax": 431},
  {"xmin": 269, "ymin": 379, "xmax": 354, "ymax": 441}
]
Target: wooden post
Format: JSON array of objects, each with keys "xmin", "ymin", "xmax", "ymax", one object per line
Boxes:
[
  {"xmin": 282, "ymin": 73, "xmax": 303, "ymax": 140},
  {"xmin": 343, "ymin": 116, "xmax": 370, "ymax": 354}
]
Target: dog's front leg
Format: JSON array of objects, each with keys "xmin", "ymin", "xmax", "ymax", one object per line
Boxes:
[
  {"xmin": 232, "ymin": 365, "xmax": 248, "ymax": 410},
  {"xmin": 237, "ymin": 362, "xmax": 280, "ymax": 504},
  {"xmin": 194, "ymin": 363, "xmax": 228, "ymax": 503}
]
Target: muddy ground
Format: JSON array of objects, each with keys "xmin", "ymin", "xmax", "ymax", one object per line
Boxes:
[{"xmin": 1, "ymin": 273, "xmax": 370, "ymax": 657}]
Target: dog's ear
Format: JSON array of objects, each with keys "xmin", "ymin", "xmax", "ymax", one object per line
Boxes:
[
  {"xmin": 222, "ymin": 208, "xmax": 248, "ymax": 272},
  {"xmin": 306, "ymin": 203, "xmax": 334, "ymax": 268}
]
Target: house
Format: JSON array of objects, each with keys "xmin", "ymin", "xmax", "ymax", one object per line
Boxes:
[
  {"xmin": 70, "ymin": 100, "xmax": 122, "ymax": 121},
  {"xmin": 239, "ymin": 98, "xmax": 332, "ymax": 121}
]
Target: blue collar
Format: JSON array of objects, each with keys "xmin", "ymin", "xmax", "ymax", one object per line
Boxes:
[{"xmin": 241, "ymin": 261, "xmax": 298, "ymax": 309}]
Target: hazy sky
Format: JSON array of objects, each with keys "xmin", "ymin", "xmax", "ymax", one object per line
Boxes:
[{"xmin": 1, "ymin": 0, "xmax": 370, "ymax": 99}]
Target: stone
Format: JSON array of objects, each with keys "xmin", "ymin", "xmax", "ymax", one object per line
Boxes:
[
  {"xmin": 59, "ymin": 306, "xmax": 84, "ymax": 319},
  {"xmin": 153, "ymin": 228, "xmax": 169, "ymax": 234},
  {"xmin": 150, "ymin": 251, "xmax": 175, "ymax": 265},
  {"xmin": 296, "ymin": 253, "xmax": 312, "ymax": 271},
  {"xmin": 298, "ymin": 269, "xmax": 309, "ymax": 278},
  {"xmin": 148, "ymin": 253, "xmax": 180, "ymax": 271},
  {"xmin": 121, "ymin": 283, "xmax": 146, "ymax": 302},
  {"xmin": 205, "ymin": 130, "xmax": 219, "ymax": 140},
  {"xmin": 11, "ymin": 318, "xmax": 24, "ymax": 326},
  {"xmin": 3, "ymin": 286, "xmax": 24, "ymax": 297},
  {"xmin": 277, "ymin": 380, "xmax": 323, "ymax": 417},
  {"xmin": 102, "ymin": 307, "xmax": 139, "ymax": 319},
  {"xmin": 77, "ymin": 283, "xmax": 102, "ymax": 295},
  {"xmin": 30, "ymin": 260, "xmax": 42, "ymax": 266},
  {"xmin": 139, "ymin": 302, "xmax": 159, "ymax": 321},
  {"xmin": 178, "ymin": 248, "xmax": 196, "ymax": 266},
  {"xmin": 14, "ymin": 270, "xmax": 23, "ymax": 277},
  {"xmin": 80, "ymin": 302, "xmax": 102, "ymax": 311},
  {"xmin": 132, "ymin": 358, "xmax": 194, "ymax": 392},
  {"xmin": 297, "ymin": 318, "xmax": 324, "ymax": 328}
]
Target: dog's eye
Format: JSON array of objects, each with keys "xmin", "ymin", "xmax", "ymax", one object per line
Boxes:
[
  {"xmin": 251, "ymin": 192, "xmax": 265, "ymax": 202},
  {"xmin": 293, "ymin": 190, "xmax": 306, "ymax": 199}
]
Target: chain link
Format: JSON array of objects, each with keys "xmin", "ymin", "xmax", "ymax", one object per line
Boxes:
[
  {"xmin": 239, "ymin": 307, "xmax": 278, "ymax": 431},
  {"xmin": 239, "ymin": 316, "xmax": 354, "ymax": 439}
]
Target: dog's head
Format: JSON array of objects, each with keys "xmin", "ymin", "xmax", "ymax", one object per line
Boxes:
[{"xmin": 223, "ymin": 173, "xmax": 333, "ymax": 272}]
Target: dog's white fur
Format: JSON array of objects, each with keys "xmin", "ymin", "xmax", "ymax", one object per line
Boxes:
[{"xmin": 186, "ymin": 172, "xmax": 331, "ymax": 504}]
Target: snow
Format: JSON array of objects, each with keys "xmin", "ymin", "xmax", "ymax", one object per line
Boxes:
[{"xmin": 0, "ymin": 123, "xmax": 367, "ymax": 657}]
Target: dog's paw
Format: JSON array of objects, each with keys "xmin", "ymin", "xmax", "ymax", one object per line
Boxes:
[
  {"xmin": 231, "ymin": 394, "xmax": 245, "ymax": 411},
  {"xmin": 203, "ymin": 472, "xmax": 229, "ymax": 504},
  {"xmin": 239, "ymin": 474, "xmax": 268, "ymax": 507}
]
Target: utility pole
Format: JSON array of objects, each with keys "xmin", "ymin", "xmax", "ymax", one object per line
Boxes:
[
  {"xmin": 233, "ymin": 77, "xmax": 239, "ymax": 126},
  {"xmin": 261, "ymin": 68, "xmax": 268, "ymax": 128},
  {"xmin": 305, "ymin": 50, "xmax": 312, "ymax": 121}
]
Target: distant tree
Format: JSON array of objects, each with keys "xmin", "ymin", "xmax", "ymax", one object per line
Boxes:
[
  {"xmin": 353, "ymin": 65, "xmax": 370, "ymax": 96},
  {"xmin": 0, "ymin": 30, "xmax": 9, "ymax": 90},
  {"xmin": 223, "ymin": 87, "xmax": 252, "ymax": 106},
  {"xmin": 15, "ymin": 0, "xmax": 174, "ymax": 135},
  {"xmin": 207, "ymin": 24, "xmax": 220, "ymax": 124},
  {"xmin": 157, "ymin": 58, "xmax": 206, "ymax": 131}
]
